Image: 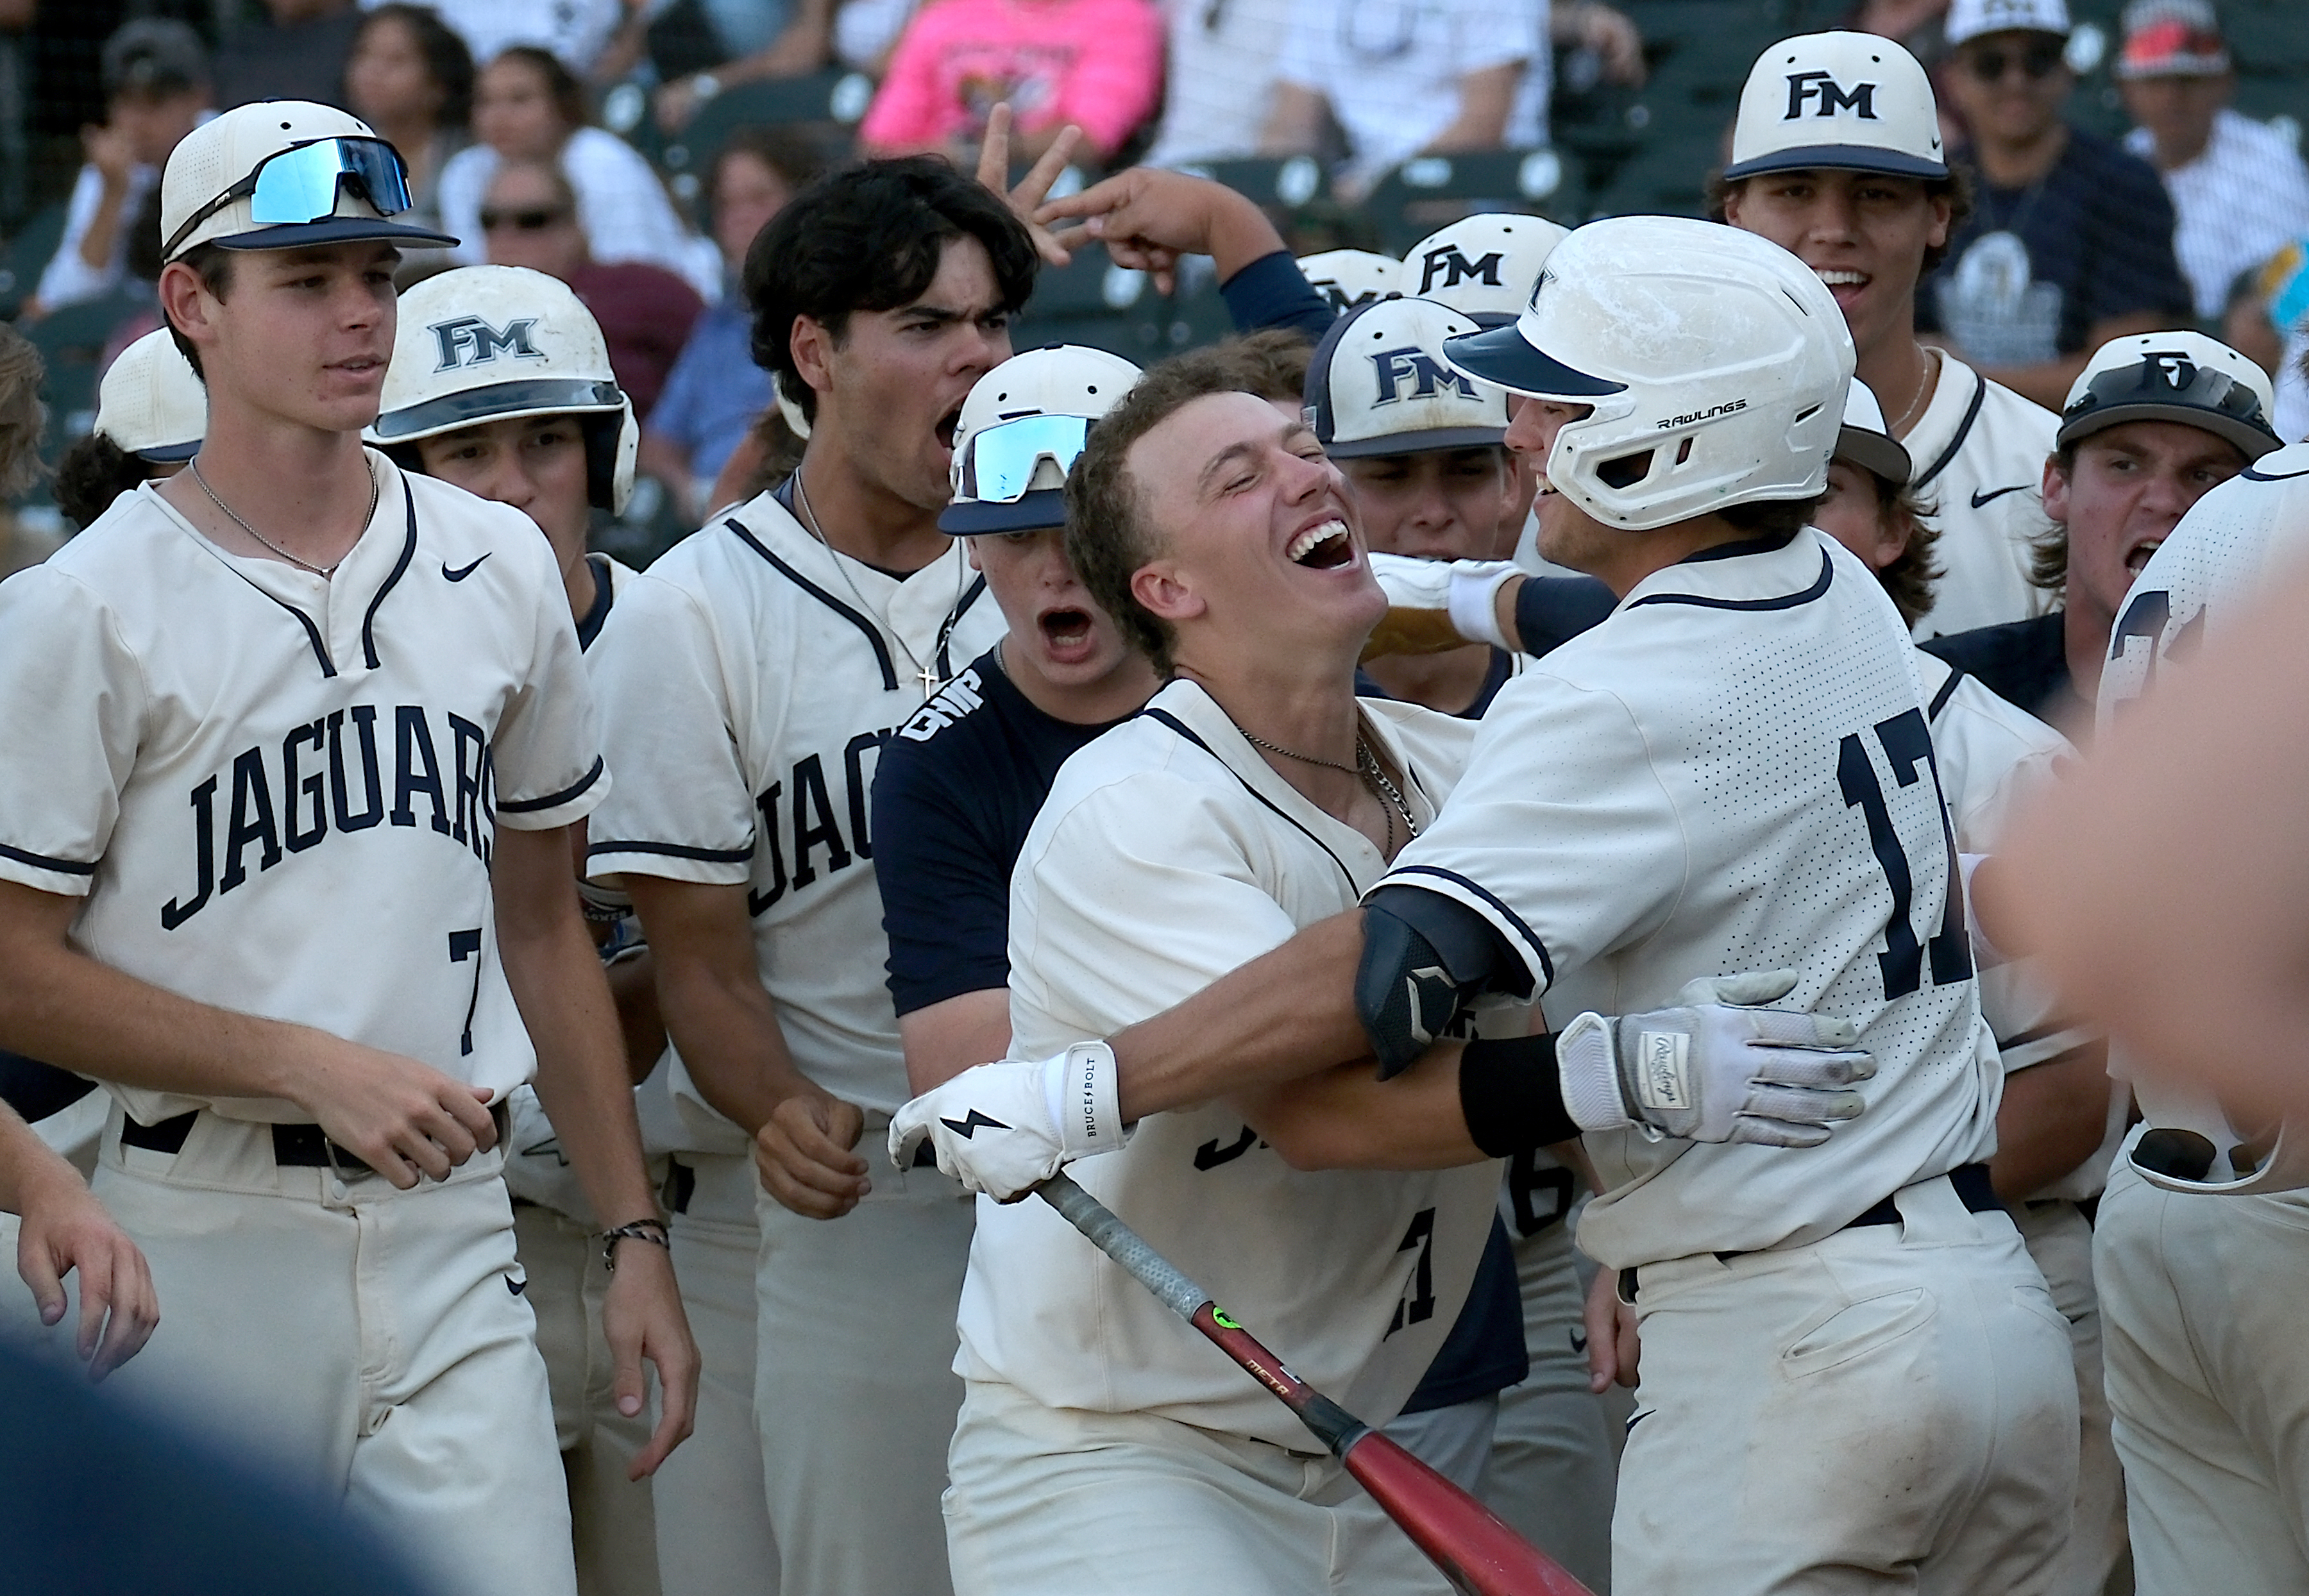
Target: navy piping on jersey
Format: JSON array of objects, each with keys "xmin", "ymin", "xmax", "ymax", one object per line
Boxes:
[
  {"xmin": 360, "ymin": 481, "xmax": 419, "ymax": 670},
  {"xmin": 725, "ymin": 517, "xmax": 900, "ymax": 691},
  {"xmin": 1927, "ymin": 666, "xmax": 1966, "ymax": 719},
  {"xmin": 498, "ymin": 756, "xmax": 604, "ymax": 814},
  {"xmin": 2244, "ymin": 460, "xmax": 2309, "ymax": 482},
  {"xmin": 0, "ymin": 841, "xmax": 96, "ymax": 877},
  {"xmin": 1140, "ymin": 707, "xmax": 1358, "ymax": 895},
  {"xmin": 230, "ymin": 575, "xmax": 335, "ymax": 676},
  {"xmin": 1382, "ymin": 864, "xmax": 1554, "ymax": 986},
  {"xmin": 937, "ymin": 575, "xmax": 988, "ymax": 678},
  {"xmin": 1629, "ymin": 548, "xmax": 1834, "ymax": 613},
  {"xmin": 1913, "ymin": 369, "xmax": 1988, "ymax": 491},
  {"xmin": 575, "ymin": 553, "xmax": 614, "ymax": 651},
  {"xmin": 1676, "ymin": 529, "xmax": 1801, "ymax": 564},
  {"xmin": 585, "ymin": 837, "xmax": 754, "ymax": 864}
]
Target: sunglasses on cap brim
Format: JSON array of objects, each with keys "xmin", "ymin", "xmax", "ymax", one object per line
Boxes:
[
  {"xmin": 960, "ymin": 413, "xmax": 1094, "ymax": 503},
  {"xmin": 2061, "ymin": 358, "xmax": 2276, "ymax": 447},
  {"xmin": 165, "ymin": 137, "xmax": 418, "ymax": 258}
]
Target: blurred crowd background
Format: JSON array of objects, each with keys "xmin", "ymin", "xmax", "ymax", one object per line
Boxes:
[{"xmin": 1, "ymin": 0, "xmax": 2304, "ymax": 568}]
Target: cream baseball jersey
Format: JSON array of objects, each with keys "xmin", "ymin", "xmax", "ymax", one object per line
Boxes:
[
  {"xmin": 957, "ymin": 681, "xmax": 1502, "ymax": 1449},
  {"xmin": 1378, "ymin": 529, "xmax": 2001, "ymax": 1272},
  {"xmin": 1907, "ymin": 353, "xmax": 2061, "ymax": 639},
  {"xmin": 0, "ymin": 454, "xmax": 606, "ymax": 1126},
  {"xmin": 584, "ymin": 489, "xmax": 1003, "ymax": 1116}
]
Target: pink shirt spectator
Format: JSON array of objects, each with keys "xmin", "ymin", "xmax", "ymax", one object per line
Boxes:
[{"xmin": 858, "ymin": 0, "xmax": 1164, "ymax": 160}]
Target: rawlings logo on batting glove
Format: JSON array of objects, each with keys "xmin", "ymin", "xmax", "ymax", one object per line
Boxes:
[
  {"xmin": 888, "ymin": 1041, "xmax": 1128, "ymax": 1201},
  {"xmin": 1555, "ymin": 971, "xmax": 1875, "ymax": 1147}
]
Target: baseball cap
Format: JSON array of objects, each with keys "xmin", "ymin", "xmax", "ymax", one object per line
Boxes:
[
  {"xmin": 1834, "ymin": 380, "xmax": 1913, "ymax": 486},
  {"xmin": 1297, "ymin": 249, "xmax": 1402, "ymax": 316},
  {"xmin": 1396, "ymin": 214, "xmax": 1571, "ymax": 326},
  {"xmin": 2058, "ymin": 330, "xmax": 2279, "ymax": 460},
  {"xmin": 95, "ymin": 330, "xmax": 207, "ymax": 463},
  {"xmin": 940, "ymin": 346, "xmax": 1142, "ymax": 535},
  {"xmin": 161, "ymin": 100, "xmax": 457, "ymax": 263},
  {"xmin": 1946, "ymin": 0, "xmax": 2072, "ymax": 47},
  {"xmin": 101, "ymin": 19, "xmax": 209, "ymax": 101},
  {"xmin": 1723, "ymin": 33, "xmax": 1948, "ymax": 183},
  {"xmin": 2115, "ymin": 0, "xmax": 2229, "ymax": 78},
  {"xmin": 1307, "ymin": 296, "xmax": 1508, "ymax": 459}
]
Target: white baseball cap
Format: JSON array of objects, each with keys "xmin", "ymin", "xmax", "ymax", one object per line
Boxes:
[
  {"xmin": 1308, "ymin": 296, "xmax": 1508, "ymax": 459},
  {"xmin": 1835, "ymin": 380, "xmax": 1913, "ymax": 486},
  {"xmin": 1396, "ymin": 214, "xmax": 1571, "ymax": 326},
  {"xmin": 1724, "ymin": 33, "xmax": 1947, "ymax": 183},
  {"xmin": 1946, "ymin": 0, "xmax": 2072, "ymax": 47},
  {"xmin": 161, "ymin": 99, "xmax": 457, "ymax": 264},
  {"xmin": 369, "ymin": 265, "xmax": 638, "ymax": 510},
  {"xmin": 2058, "ymin": 330, "xmax": 2280, "ymax": 460},
  {"xmin": 95, "ymin": 329, "xmax": 207, "ymax": 462},
  {"xmin": 1297, "ymin": 249, "xmax": 1402, "ymax": 316},
  {"xmin": 940, "ymin": 345, "xmax": 1142, "ymax": 535}
]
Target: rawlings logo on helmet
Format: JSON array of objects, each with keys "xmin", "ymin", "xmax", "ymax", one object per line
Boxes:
[{"xmin": 1655, "ymin": 399, "xmax": 1750, "ymax": 430}]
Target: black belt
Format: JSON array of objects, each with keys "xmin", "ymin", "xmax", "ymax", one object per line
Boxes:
[
  {"xmin": 1621, "ymin": 1163, "xmax": 2005, "ymax": 1301},
  {"xmin": 121, "ymin": 1102, "xmax": 511, "ymax": 1178}
]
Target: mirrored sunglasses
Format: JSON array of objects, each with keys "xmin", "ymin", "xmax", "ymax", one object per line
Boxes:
[
  {"xmin": 165, "ymin": 137, "xmax": 416, "ymax": 256},
  {"xmin": 961, "ymin": 413, "xmax": 1093, "ymax": 503}
]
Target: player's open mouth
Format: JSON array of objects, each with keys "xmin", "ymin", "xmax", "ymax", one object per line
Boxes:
[
  {"xmin": 1813, "ymin": 267, "xmax": 1868, "ymax": 306},
  {"xmin": 1037, "ymin": 606, "xmax": 1096, "ymax": 664},
  {"xmin": 935, "ymin": 408, "xmax": 963, "ymax": 453},
  {"xmin": 2125, "ymin": 537, "xmax": 2164, "ymax": 575},
  {"xmin": 1287, "ymin": 518, "xmax": 1355, "ymax": 569}
]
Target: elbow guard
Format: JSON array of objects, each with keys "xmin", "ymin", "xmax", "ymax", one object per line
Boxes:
[{"xmin": 1355, "ymin": 886, "xmax": 1528, "ymax": 1081}]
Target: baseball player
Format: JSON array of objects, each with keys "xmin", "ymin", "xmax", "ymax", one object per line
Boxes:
[
  {"xmin": 369, "ymin": 262, "xmax": 672, "ymax": 1596},
  {"xmin": 1718, "ymin": 30, "xmax": 2060, "ymax": 638},
  {"xmin": 1925, "ymin": 330, "xmax": 2279, "ymax": 737},
  {"xmin": 0, "ymin": 101, "xmax": 694, "ymax": 1596},
  {"xmin": 584, "ymin": 157, "xmax": 1035, "ymax": 1596},
  {"xmin": 1298, "ymin": 248, "xmax": 1403, "ymax": 315},
  {"xmin": 2015, "ymin": 391, "xmax": 2309, "ymax": 1596},
  {"xmin": 53, "ymin": 328, "xmax": 207, "ymax": 532}
]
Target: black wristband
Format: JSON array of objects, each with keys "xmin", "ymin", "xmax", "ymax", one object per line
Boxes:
[{"xmin": 1459, "ymin": 1032, "xmax": 1579, "ymax": 1158}]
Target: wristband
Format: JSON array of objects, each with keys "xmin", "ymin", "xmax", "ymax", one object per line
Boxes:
[
  {"xmin": 1458, "ymin": 1032, "xmax": 1578, "ymax": 1157},
  {"xmin": 1555, "ymin": 1011, "xmax": 1636, "ymax": 1134},
  {"xmin": 600, "ymin": 1217, "xmax": 671, "ymax": 1272},
  {"xmin": 1446, "ymin": 562, "xmax": 1519, "ymax": 650},
  {"xmin": 1039, "ymin": 1039, "xmax": 1128, "ymax": 1155}
]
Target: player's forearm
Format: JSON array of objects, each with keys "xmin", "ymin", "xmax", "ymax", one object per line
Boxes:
[
  {"xmin": 1108, "ymin": 912, "xmax": 1373, "ymax": 1121},
  {"xmin": 1239, "ymin": 1046, "xmax": 1485, "ymax": 1170},
  {"xmin": 897, "ymin": 988, "xmax": 1013, "ymax": 1096},
  {"xmin": 651, "ymin": 959, "xmax": 813, "ymax": 1134},
  {"xmin": 0, "ymin": 1100, "xmax": 83, "ymax": 1218},
  {"xmin": 1988, "ymin": 1043, "xmax": 2112, "ymax": 1204}
]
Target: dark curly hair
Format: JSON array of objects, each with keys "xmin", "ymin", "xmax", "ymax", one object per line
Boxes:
[
  {"xmin": 54, "ymin": 432, "xmax": 155, "ymax": 531},
  {"xmin": 354, "ymin": 6, "xmax": 477, "ymax": 133},
  {"xmin": 741, "ymin": 156, "xmax": 1038, "ymax": 423}
]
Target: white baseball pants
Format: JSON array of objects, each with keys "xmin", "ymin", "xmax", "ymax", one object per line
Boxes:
[{"xmin": 2011, "ymin": 1197, "xmax": 2126, "ymax": 1596}]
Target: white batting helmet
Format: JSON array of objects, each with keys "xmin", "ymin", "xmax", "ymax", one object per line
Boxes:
[
  {"xmin": 941, "ymin": 344, "xmax": 1142, "ymax": 534},
  {"xmin": 1308, "ymin": 296, "xmax": 1508, "ymax": 458},
  {"xmin": 1442, "ymin": 216, "xmax": 1854, "ymax": 531},
  {"xmin": 1397, "ymin": 214, "xmax": 1571, "ymax": 326},
  {"xmin": 96, "ymin": 329, "xmax": 207, "ymax": 462},
  {"xmin": 368, "ymin": 265, "xmax": 638, "ymax": 512},
  {"xmin": 1297, "ymin": 249, "xmax": 1402, "ymax": 316}
]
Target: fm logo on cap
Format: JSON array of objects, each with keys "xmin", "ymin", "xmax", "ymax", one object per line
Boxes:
[
  {"xmin": 430, "ymin": 315, "xmax": 545, "ymax": 371},
  {"xmin": 1416, "ymin": 246, "xmax": 1506, "ymax": 296},
  {"xmin": 1784, "ymin": 71, "xmax": 1879, "ymax": 120},
  {"xmin": 2149, "ymin": 351, "xmax": 2197, "ymax": 388},
  {"xmin": 1371, "ymin": 346, "xmax": 1477, "ymax": 406}
]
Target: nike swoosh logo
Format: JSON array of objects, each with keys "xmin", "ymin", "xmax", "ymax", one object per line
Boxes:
[
  {"xmin": 1969, "ymin": 484, "xmax": 2031, "ymax": 508},
  {"xmin": 940, "ymin": 1109, "xmax": 1010, "ymax": 1139},
  {"xmin": 443, "ymin": 555, "xmax": 491, "ymax": 582}
]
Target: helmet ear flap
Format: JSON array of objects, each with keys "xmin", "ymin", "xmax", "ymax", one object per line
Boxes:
[{"xmin": 583, "ymin": 399, "xmax": 638, "ymax": 514}]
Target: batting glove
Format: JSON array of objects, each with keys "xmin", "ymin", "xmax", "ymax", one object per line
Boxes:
[
  {"xmin": 1366, "ymin": 553, "xmax": 1519, "ymax": 650},
  {"xmin": 888, "ymin": 1041, "xmax": 1129, "ymax": 1201},
  {"xmin": 1556, "ymin": 971, "xmax": 1874, "ymax": 1148}
]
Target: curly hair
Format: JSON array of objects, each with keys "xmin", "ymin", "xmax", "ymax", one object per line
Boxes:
[
  {"xmin": 355, "ymin": 6, "xmax": 477, "ymax": 131},
  {"xmin": 53, "ymin": 432, "xmax": 155, "ymax": 531},
  {"xmin": 0, "ymin": 325, "xmax": 47, "ymax": 502}
]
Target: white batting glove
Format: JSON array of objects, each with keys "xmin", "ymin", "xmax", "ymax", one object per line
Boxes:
[
  {"xmin": 888, "ymin": 1041, "xmax": 1129, "ymax": 1201},
  {"xmin": 1366, "ymin": 553, "xmax": 1519, "ymax": 649},
  {"xmin": 1557, "ymin": 972, "xmax": 1874, "ymax": 1148}
]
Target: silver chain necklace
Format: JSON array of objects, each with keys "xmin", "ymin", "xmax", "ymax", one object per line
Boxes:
[
  {"xmin": 791, "ymin": 467, "xmax": 964, "ymax": 696},
  {"xmin": 189, "ymin": 457, "xmax": 377, "ymax": 580},
  {"xmin": 1231, "ymin": 719, "xmax": 1421, "ymax": 848}
]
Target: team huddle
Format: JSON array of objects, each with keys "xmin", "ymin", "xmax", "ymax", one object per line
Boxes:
[{"xmin": 3, "ymin": 10, "xmax": 2306, "ymax": 1596}]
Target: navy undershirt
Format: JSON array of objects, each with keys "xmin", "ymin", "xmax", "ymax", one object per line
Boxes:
[{"xmin": 1920, "ymin": 612, "xmax": 2078, "ymax": 727}]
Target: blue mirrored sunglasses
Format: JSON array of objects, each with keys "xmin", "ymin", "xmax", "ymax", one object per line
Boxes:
[
  {"xmin": 165, "ymin": 137, "xmax": 416, "ymax": 257},
  {"xmin": 961, "ymin": 413, "xmax": 1093, "ymax": 503}
]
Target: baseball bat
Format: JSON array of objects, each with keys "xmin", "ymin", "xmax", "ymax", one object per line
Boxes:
[{"xmin": 1037, "ymin": 1172, "xmax": 1596, "ymax": 1596}]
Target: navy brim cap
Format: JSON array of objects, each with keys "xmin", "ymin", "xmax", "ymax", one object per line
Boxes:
[
  {"xmin": 1834, "ymin": 425, "xmax": 1913, "ymax": 486},
  {"xmin": 1721, "ymin": 144, "xmax": 1949, "ymax": 181},
  {"xmin": 1325, "ymin": 424, "xmax": 1509, "ymax": 459},
  {"xmin": 1442, "ymin": 323, "xmax": 1628, "ymax": 399},
  {"xmin": 133, "ymin": 439, "xmax": 203, "ymax": 464},
  {"xmin": 938, "ymin": 487, "xmax": 1068, "ymax": 535},
  {"xmin": 2058, "ymin": 401, "xmax": 2280, "ymax": 462},
  {"xmin": 212, "ymin": 217, "xmax": 460, "ymax": 252}
]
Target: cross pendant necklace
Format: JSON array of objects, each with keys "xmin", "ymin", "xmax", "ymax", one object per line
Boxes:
[{"xmin": 791, "ymin": 469, "xmax": 965, "ymax": 698}]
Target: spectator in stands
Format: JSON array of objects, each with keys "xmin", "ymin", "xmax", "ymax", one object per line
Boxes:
[
  {"xmin": 24, "ymin": 20, "xmax": 208, "ymax": 323},
  {"xmin": 210, "ymin": 0, "xmax": 364, "ymax": 109},
  {"xmin": 653, "ymin": 0, "xmax": 837, "ymax": 133},
  {"xmin": 1922, "ymin": 0, "xmax": 2193, "ymax": 410},
  {"xmin": 0, "ymin": 324, "xmax": 60, "ymax": 578},
  {"xmin": 1263, "ymin": 0, "xmax": 1534, "ymax": 195},
  {"xmin": 641, "ymin": 126, "xmax": 824, "ymax": 523},
  {"xmin": 478, "ymin": 157, "xmax": 704, "ymax": 418},
  {"xmin": 1849, "ymin": 0, "xmax": 1953, "ymax": 62},
  {"xmin": 2117, "ymin": 0, "xmax": 2309, "ymax": 326},
  {"xmin": 419, "ymin": 0, "xmax": 626, "ymax": 79},
  {"xmin": 344, "ymin": 4, "xmax": 475, "ymax": 241},
  {"xmin": 856, "ymin": 0, "xmax": 1163, "ymax": 165},
  {"xmin": 440, "ymin": 45, "xmax": 720, "ymax": 296}
]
